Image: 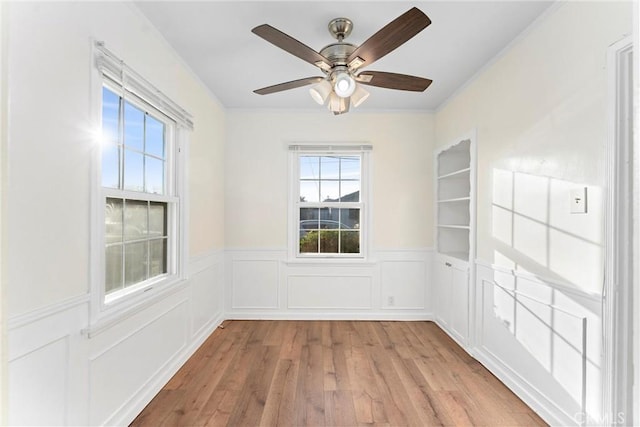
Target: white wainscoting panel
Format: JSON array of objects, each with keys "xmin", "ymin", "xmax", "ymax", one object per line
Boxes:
[
  {"xmin": 472, "ymin": 262, "xmax": 602, "ymax": 427},
  {"xmin": 8, "ymin": 296, "xmax": 89, "ymax": 426},
  {"xmin": 9, "ymin": 337, "xmax": 68, "ymax": 426},
  {"xmin": 89, "ymin": 299, "xmax": 189, "ymax": 425},
  {"xmin": 92, "ymin": 250, "xmax": 225, "ymax": 426},
  {"xmin": 376, "ymin": 250, "xmax": 433, "ymax": 313},
  {"xmin": 7, "ymin": 250, "xmax": 225, "ymax": 427},
  {"xmin": 232, "ymin": 259, "xmax": 280, "ymax": 309},
  {"xmin": 225, "ymin": 248, "xmax": 433, "ymax": 319},
  {"xmin": 190, "ymin": 251, "xmax": 224, "ymax": 336},
  {"xmin": 288, "ymin": 275, "xmax": 373, "ymax": 309}
]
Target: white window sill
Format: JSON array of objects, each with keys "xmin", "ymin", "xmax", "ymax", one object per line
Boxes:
[{"xmin": 285, "ymin": 257, "xmax": 377, "ymax": 268}]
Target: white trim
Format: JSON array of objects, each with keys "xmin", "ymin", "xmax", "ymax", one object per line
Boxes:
[
  {"xmin": 104, "ymin": 311, "xmax": 224, "ymax": 427},
  {"xmin": 434, "ymin": 129, "xmax": 477, "ymax": 347},
  {"xmin": 603, "ymin": 35, "xmax": 634, "ymax": 426},
  {"xmin": 225, "ymin": 312, "xmax": 434, "ymax": 321},
  {"xmin": 288, "ymin": 143, "xmax": 372, "ymax": 152},
  {"xmin": 472, "ymin": 263, "xmax": 592, "ymax": 426},
  {"xmin": 226, "ymin": 107, "xmax": 436, "ymax": 115},
  {"xmin": 8, "ymin": 294, "xmax": 90, "ymax": 331},
  {"xmin": 474, "ymin": 346, "xmax": 577, "ymax": 427},
  {"xmin": 475, "ymin": 259, "xmax": 602, "ymax": 303},
  {"xmin": 633, "ymin": 2, "xmax": 640, "ymax": 424},
  {"xmin": 83, "ymin": 279, "xmax": 189, "ymax": 338},
  {"xmin": 288, "ymin": 146, "xmax": 371, "ymax": 260},
  {"xmin": 94, "ymin": 41, "xmax": 193, "ymax": 130},
  {"xmin": 90, "ymin": 42, "xmax": 191, "ymax": 329}
]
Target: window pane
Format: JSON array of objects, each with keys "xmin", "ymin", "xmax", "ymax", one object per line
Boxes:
[
  {"xmin": 145, "ymin": 115, "xmax": 164, "ymax": 158},
  {"xmin": 145, "ymin": 156, "xmax": 164, "ymax": 194},
  {"xmin": 300, "ymin": 208, "xmax": 319, "ymax": 231},
  {"xmin": 102, "ymin": 143, "xmax": 120, "ymax": 189},
  {"xmin": 124, "ymin": 101, "xmax": 144, "ymax": 151},
  {"xmin": 105, "ymin": 198, "xmax": 123, "ymax": 244},
  {"xmin": 340, "ymin": 231, "xmax": 360, "ymax": 253},
  {"xmin": 149, "ymin": 202, "xmax": 167, "ymax": 238},
  {"xmin": 124, "ymin": 200, "xmax": 148, "ymax": 241},
  {"xmin": 105, "ymin": 244, "xmax": 123, "ymax": 294},
  {"xmin": 320, "ymin": 230, "xmax": 339, "ymax": 253},
  {"xmin": 300, "ymin": 156, "xmax": 319, "ymax": 180},
  {"xmin": 319, "ymin": 207, "xmax": 337, "ymax": 229},
  {"xmin": 101, "ymin": 87, "xmax": 120, "ymax": 144},
  {"xmin": 341, "ymin": 156, "xmax": 360, "ymax": 180},
  {"xmin": 321, "ymin": 156, "xmax": 339, "ymax": 179},
  {"xmin": 124, "ymin": 149, "xmax": 144, "ymax": 192},
  {"xmin": 339, "ymin": 208, "xmax": 360, "ymax": 230},
  {"xmin": 124, "ymin": 241, "xmax": 147, "ymax": 286},
  {"xmin": 300, "ymin": 181, "xmax": 319, "ymax": 203},
  {"xmin": 149, "ymin": 238, "xmax": 167, "ymax": 277},
  {"xmin": 299, "ymin": 231, "xmax": 318, "ymax": 253},
  {"xmin": 320, "ymin": 180, "xmax": 339, "ymax": 202},
  {"xmin": 340, "ymin": 180, "xmax": 360, "ymax": 201}
]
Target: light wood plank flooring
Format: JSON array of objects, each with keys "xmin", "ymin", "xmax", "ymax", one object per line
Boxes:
[{"xmin": 131, "ymin": 320, "xmax": 546, "ymax": 426}]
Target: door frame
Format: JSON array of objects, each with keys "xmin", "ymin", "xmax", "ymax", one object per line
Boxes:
[{"xmin": 603, "ymin": 35, "xmax": 633, "ymax": 426}]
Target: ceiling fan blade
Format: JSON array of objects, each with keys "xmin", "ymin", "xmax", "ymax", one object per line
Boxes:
[
  {"xmin": 356, "ymin": 71, "xmax": 432, "ymax": 92},
  {"xmin": 254, "ymin": 76, "xmax": 324, "ymax": 95},
  {"xmin": 347, "ymin": 7, "xmax": 431, "ymax": 70},
  {"xmin": 252, "ymin": 24, "xmax": 332, "ymax": 69}
]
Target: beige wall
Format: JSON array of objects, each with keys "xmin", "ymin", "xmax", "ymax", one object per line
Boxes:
[
  {"xmin": 435, "ymin": 1, "xmax": 632, "ymax": 293},
  {"xmin": 225, "ymin": 111, "xmax": 434, "ymax": 250},
  {"xmin": 5, "ymin": 2, "xmax": 224, "ymax": 316}
]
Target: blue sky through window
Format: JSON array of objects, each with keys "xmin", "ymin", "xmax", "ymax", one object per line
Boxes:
[{"xmin": 101, "ymin": 86, "xmax": 166, "ymax": 194}]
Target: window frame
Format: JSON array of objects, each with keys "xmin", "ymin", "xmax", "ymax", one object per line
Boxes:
[
  {"xmin": 99, "ymin": 80, "xmax": 183, "ymax": 308},
  {"xmin": 288, "ymin": 144, "xmax": 371, "ymax": 261},
  {"xmin": 90, "ymin": 42, "xmax": 192, "ymax": 328}
]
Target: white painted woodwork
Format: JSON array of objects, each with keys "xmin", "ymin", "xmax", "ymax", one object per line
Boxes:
[
  {"xmin": 7, "ymin": 253, "xmax": 224, "ymax": 426},
  {"xmin": 225, "ymin": 249, "xmax": 433, "ymax": 320},
  {"xmin": 433, "ymin": 133, "xmax": 475, "ymax": 348},
  {"xmin": 473, "ymin": 262, "xmax": 601, "ymax": 426}
]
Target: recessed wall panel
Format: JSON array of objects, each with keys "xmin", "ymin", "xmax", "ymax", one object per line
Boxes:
[
  {"xmin": 231, "ymin": 260, "xmax": 279, "ymax": 309},
  {"xmin": 288, "ymin": 275, "xmax": 372, "ymax": 309}
]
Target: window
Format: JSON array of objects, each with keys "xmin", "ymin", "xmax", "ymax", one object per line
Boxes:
[
  {"xmin": 92, "ymin": 42, "xmax": 192, "ymax": 319},
  {"xmin": 101, "ymin": 84, "xmax": 178, "ymax": 303},
  {"xmin": 291, "ymin": 146, "xmax": 370, "ymax": 258}
]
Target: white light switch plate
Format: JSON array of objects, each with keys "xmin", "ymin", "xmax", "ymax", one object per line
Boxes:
[{"xmin": 570, "ymin": 187, "xmax": 587, "ymax": 214}]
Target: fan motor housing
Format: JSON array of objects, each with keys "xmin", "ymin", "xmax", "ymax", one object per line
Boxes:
[{"xmin": 319, "ymin": 42, "xmax": 356, "ymax": 67}]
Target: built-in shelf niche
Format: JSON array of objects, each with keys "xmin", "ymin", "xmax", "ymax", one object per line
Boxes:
[{"xmin": 436, "ymin": 139, "xmax": 472, "ymax": 261}]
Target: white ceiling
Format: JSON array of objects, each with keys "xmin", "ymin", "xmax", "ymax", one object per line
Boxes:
[{"xmin": 134, "ymin": 1, "xmax": 554, "ymax": 112}]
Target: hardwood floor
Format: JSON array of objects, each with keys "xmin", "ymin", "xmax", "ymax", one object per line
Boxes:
[{"xmin": 131, "ymin": 320, "xmax": 547, "ymax": 426}]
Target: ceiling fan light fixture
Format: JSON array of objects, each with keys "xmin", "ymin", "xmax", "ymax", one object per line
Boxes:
[
  {"xmin": 328, "ymin": 92, "xmax": 348, "ymax": 114},
  {"xmin": 309, "ymin": 79, "xmax": 332, "ymax": 105},
  {"xmin": 351, "ymin": 84, "xmax": 370, "ymax": 108},
  {"xmin": 333, "ymin": 72, "xmax": 356, "ymax": 98}
]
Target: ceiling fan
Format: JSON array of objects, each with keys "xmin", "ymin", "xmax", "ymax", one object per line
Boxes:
[{"xmin": 252, "ymin": 7, "xmax": 433, "ymax": 115}]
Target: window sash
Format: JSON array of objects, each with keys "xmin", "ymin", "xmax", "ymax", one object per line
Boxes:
[
  {"xmin": 102, "ymin": 195, "xmax": 179, "ymax": 304},
  {"xmin": 294, "ymin": 151, "xmax": 366, "ymax": 258},
  {"xmin": 100, "ymin": 81, "xmax": 180, "ymax": 305}
]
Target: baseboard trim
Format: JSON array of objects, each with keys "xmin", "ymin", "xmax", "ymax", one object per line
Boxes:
[
  {"xmin": 473, "ymin": 346, "xmax": 577, "ymax": 426},
  {"xmin": 225, "ymin": 312, "xmax": 434, "ymax": 321}
]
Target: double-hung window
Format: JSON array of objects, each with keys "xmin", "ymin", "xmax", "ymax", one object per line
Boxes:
[
  {"xmin": 101, "ymin": 84, "xmax": 176, "ymax": 303},
  {"xmin": 291, "ymin": 145, "xmax": 370, "ymax": 258},
  {"xmin": 95, "ymin": 43, "xmax": 192, "ymax": 308}
]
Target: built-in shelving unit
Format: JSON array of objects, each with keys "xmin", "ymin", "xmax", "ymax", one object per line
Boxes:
[
  {"xmin": 433, "ymin": 133, "xmax": 475, "ymax": 347},
  {"xmin": 436, "ymin": 139, "xmax": 472, "ymax": 261}
]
